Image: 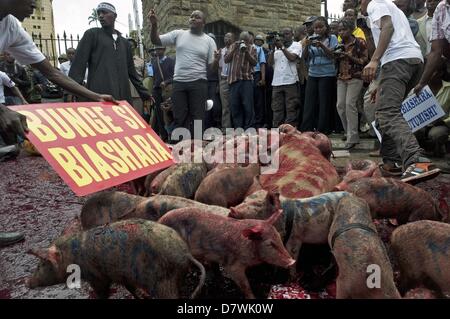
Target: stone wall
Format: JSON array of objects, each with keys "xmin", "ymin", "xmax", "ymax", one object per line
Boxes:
[{"xmin": 142, "ymin": 0, "xmax": 321, "ymax": 48}]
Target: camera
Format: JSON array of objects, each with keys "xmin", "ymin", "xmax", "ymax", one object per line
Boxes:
[
  {"xmin": 308, "ymin": 35, "xmax": 321, "ymax": 41},
  {"xmin": 266, "ymin": 31, "xmax": 282, "ymax": 46},
  {"xmin": 239, "ymin": 41, "xmax": 247, "ymax": 51},
  {"xmin": 334, "ymin": 44, "xmax": 345, "ymax": 54}
]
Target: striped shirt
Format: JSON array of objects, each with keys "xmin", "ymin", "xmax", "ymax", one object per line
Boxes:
[
  {"xmin": 224, "ymin": 44, "xmax": 257, "ymax": 85},
  {"xmin": 431, "ymin": 0, "xmax": 450, "ymax": 43}
]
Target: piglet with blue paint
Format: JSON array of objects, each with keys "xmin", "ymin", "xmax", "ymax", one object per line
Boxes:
[{"xmin": 27, "ymin": 219, "xmax": 206, "ymax": 299}]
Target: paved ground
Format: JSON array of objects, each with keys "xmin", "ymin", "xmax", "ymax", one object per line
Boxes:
[{"xmin": 1, "ymin": 137, "xmax": 449, "ymax": 299}]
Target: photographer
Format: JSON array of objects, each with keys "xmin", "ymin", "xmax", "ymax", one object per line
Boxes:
[
  {"xmin": 300, "ymin": 16, "xmax": 338, "ymax": 134},
  {"xmin": 335, "ymin": 19, "xmax": 369, "ymax": 150},
  {"xmin": 224, "ymin": 31, "xmax": 257, "ymax": 129},
  {"xmin": 267, "ymin": 27, "xmax": 302, "ymax": 127}
]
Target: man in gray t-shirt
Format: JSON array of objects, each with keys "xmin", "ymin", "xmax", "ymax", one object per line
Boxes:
[{"xmin": 149, "ymin": 9, "xmax": 219, "ymax": 140}]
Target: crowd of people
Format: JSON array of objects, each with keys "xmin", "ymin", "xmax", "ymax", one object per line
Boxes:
[{"xmin": 0, "ymin": 0, "xmax": 449, "ymax": 246}]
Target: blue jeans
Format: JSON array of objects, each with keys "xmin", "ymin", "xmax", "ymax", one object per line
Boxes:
[{"xmin": 229, "ymin": 80, "xmax": 254, "ymax": 129}]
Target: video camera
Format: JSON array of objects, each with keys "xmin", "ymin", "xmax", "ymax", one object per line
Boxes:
[{"xmin": 266, "ymin": 31, "xmax": 282, "ymax": 46}]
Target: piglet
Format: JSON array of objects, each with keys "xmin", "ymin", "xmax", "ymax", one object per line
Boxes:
[
  {"xmin": 80, "ymin": 191, "xmax": 147, "ymax": 230},
  {"xmin": 329, "ymin": 195, "xmax": 400, "ymax": 299},
  {"xmin": 27, "ymin": 219, "xmax": 206, "ymax": 299},
  {"xmin": 159, "ymin": 163, "xmax": 207, "ymax": 199},
  {"xmin": 345, "ymin": 177, "xmax": 446, "ymax": 224},
  {"xmin": 158, "ymin": 208, "xmax": 295, "ymax": 299},
  {"xmin": 391, "ymin": 220, "xmax": 450, "ymax": 298},
  {"xmin": 194, "ymin": 164, "xmax": 260, "ymax": 207}
]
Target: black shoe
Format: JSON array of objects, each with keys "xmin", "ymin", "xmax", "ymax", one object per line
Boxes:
[
  {"xmin": 0, "ymin": 232, "xmax": 25, "ymax": 247},
  {"xmin": 342, "ymin": 143, "xmax": 357, "ymax": 150},
  {"xmin": 0, "ymin": 145, "xmax": 20, "ymax": 162}
]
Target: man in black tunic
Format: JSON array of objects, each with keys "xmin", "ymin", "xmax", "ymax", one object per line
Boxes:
[{"xmin": 69, "ymin": 2, "xmax": 151, "ymax": 113}]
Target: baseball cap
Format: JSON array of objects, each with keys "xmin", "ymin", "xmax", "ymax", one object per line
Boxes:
[{"xmin": 303, "ymin": 16, "xmax": 318, "ymax": 25}]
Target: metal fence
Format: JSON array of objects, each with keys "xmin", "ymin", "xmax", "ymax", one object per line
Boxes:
[{"xmin": 31, "ymin": 32, "xmax": 141, "ymax": 67}]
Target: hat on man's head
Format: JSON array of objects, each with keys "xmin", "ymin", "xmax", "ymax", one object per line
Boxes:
[
  {"xmin": 97, "ymin": 2, "xmax": 116, "ymax": 14},
  {"xmin": 255, "ymin": 35, "xmax": 265, "ymax": 43},
  {"xmin": 303, "ymin": 16, "xmax": 318, "ymax": 25}
]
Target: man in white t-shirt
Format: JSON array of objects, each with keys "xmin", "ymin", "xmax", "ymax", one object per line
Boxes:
[
  {"xmin": 149, "ymin": 9, "xmax": 219, "ymax": 140},
  {"xmin": 361, "ymin": 0, "xmax": 440, "ymax": 183},
  {"xmin": 0, "ymin": 70, "xmax": 27, "ymax": 105},
  {"xmin": 268, "ymin": 27, "xmax": 302, "ymax": 127},
  {"xmin": 0, "ymin": 0, "xmax": 116, "ymax": 247}
]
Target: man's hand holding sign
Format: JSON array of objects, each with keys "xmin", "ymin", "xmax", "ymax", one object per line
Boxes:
[{"xmin": 9, "ymin": 102, "xmax": 174, "ymax": 196}]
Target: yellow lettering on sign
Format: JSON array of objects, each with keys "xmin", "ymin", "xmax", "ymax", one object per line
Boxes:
[
  {"xmin": 36, "ymin": 109, "xmax": 76, "ymax": 140},
  {"xmin": 97, "ymin": 141, "xmax": 130, "ymax": 174},
  {"xmin": 48, "ymin": 147, "xmax": 93, "ymax": 187},
  {"xmin": 92, "ymin": 107, "xmax": 123, "ymax": 133},
  {"xmin": 57, "ymin": 108, "xmax": 96, "ymax": 137},
  {"xmin": 123, "ymin": 105, "xmax": 146, "ymax": 129},
  {"xmin": 67, "ymin": 146, "xmax": 102, "ymax": 182},
  {"xmin": 112, "ymin": 105, "xmax": 140, "ymax": 129},
  {"xmin": 18, "ymin": 110, "xmax": 57, "ymax": 142},
  {"xmin": 78, "ymin": 107, "xmax": 111, "ymax": 135},
  {"xmin": 133, "ymin": 134, "xmax": 163, "ymax": 163},
  {"xmin": 146, "ymin": 133, "xmax": 172, "ymax": 161},
  {"xmin": 82, "ymin": 144, "xmax": 119, "ymax": 180},
  {"xmin": 109, "ymin": 139, "xmax": 142, "ymax": 170},
  {"xmin": 125, "ymin": 136, "xmax": 156, "ymax": 166}
]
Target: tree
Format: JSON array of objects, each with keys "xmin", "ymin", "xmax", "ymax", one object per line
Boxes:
[{"xmin": 88, "ymin": 9, "xmax": 99, "ymax": 27}]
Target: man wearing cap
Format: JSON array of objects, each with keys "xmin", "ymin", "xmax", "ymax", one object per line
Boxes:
[
  {"xmin": 303, "ymin": 16, "xmax": 318, "ymax": 38},
  {"xmin": 148, "ymin": 9, "xmax": 219, "ymax": 138},
  {"xmin": 69, "ymin": 2, "xmax": 151, "ymax": 113},
  {"xmin": 0, "ymin": 0, "xmax": 115, "ymax": 248}
]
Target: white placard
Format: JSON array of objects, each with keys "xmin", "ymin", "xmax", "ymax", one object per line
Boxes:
[{"xmin": 401, "ymin": 86, "xmax": 445, "ymax": 133}]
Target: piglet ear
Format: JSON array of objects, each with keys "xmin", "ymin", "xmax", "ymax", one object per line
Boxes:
[
  {"xmin": 27, "ymin": 248, "xmax": 47, "ymax": 260},
  {"xmin": 27, "ymin": 246, "xmax": 61, "ymax": 268},
  {"xmin": 228, "ymin": 207, "xmax": 240, "ymax": 219},
  {"xmin": 242, "ymin": 226, "xmax": 263, "ymax": 241},
  {"xmin": 267, "ymin": 191, "xmax": 281, "ymax": 210},
  {"xmin": 266, "ymin": 209, "xmax": 283, "ymax": 225}
]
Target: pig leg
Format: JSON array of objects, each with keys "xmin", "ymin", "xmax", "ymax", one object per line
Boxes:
[
  {"xmin": 155, "ymin": 278, "xmax": 180, "ymax": 299},
  {"xmin": 124, "ymin": 284, "xmax": 146, "ymax": 299},
  {"xmin": 285, "ymin": 238, "xmax": 302, "ymax": 278},
  {"xmin": 89, "ymin": 278, "xmax": 112, "ymax": 299},
  {"xmin": 224, "ymin": 265, "xmax": 256, "ymax": 299}
]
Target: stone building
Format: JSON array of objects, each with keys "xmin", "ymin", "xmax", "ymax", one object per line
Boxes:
[
  {"xmin": 142, "ymin": 0, "xmax": 321, "ymax": 48},
  {"xmin": 22, "ymin": 0, "xmax": 56, "ymax": 56}
]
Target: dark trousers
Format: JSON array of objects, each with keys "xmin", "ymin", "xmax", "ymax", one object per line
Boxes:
[
  {"xmin": 297, "ymin": 81, "xmax": 306, "ymax": 129},
  {"xmin": 152, "ymin": 87, "xmax": 168, "ymax": 142},
  {"xmin": 229, "ymin": 80, "xmax": 254, "ymax": 129},
  {"xmin": 301, "ymin": 76, "xmax": 336, "ymax": 134},
  {"xmin": 172, "ymin": 79, "xmax": 208, "ymax": 139},
  {"xmin": 271, "ymin": 83, "xmax": 299, "ymax": 127},
  {"xmin": 375, "ymin": 58, "xmax": 424, "ymax": 167},
  {"xmin": 205, "ymin": 80, "xmax": 222, "ymax": 129},
  {"xmin": 253, "ymin": 72, "xmax": 266, "ymax": 128}
]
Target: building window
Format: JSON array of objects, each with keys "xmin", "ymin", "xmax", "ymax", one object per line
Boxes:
[
  {"xmin": 31, "ymin": 16, "xmax": 35, "ymax": 19},
  {"xmin": 42, "ymin": 17, "xmax": 46, "ymax": 20},
  {"xmin": 33, "ymin": 25, "xmax": 37, "ymax": 29},
  {"xmin": 37, "ymin": 26, "xmax": 41, "ymax": 29}
]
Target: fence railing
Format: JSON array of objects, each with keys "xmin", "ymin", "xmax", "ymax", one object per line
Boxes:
[{"xmin": 31, "ymin": 31, "xmax": 140, "ymax": 67}]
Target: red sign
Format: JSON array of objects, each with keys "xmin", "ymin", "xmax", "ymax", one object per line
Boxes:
[{"xmin": 10, "ymin": 102, "xmax": 174, "ymax": 196}]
